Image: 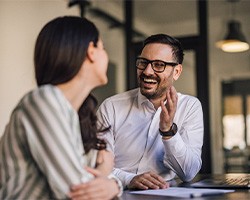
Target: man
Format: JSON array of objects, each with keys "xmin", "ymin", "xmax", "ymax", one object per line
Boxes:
[{"xmin": 97, "ymin": 34, "xmax": 204, "ymax": 190}]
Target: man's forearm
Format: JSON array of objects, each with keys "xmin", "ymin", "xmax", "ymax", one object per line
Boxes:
[{"xmin": 112, "ymin": 168, "xmax": 137, "ymax": 188}]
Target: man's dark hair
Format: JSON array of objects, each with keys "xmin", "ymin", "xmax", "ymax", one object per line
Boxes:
[{"xmin": 143, "ymin": 34, "xmax": 184, "ymax": 64}]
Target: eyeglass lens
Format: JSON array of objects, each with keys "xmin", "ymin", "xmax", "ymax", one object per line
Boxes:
[{"xmin": 136, "ymin": 58, "xmax": 175, "ymax": 73}]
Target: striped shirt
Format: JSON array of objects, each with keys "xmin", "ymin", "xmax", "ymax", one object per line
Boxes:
[{"xmin": 0, "ymin": 85, "xmax": 97, "ymax": 199}]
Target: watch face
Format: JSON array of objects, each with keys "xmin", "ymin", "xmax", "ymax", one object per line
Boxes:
[{"xmin": 159, "ymin": 123, "xmax": 178, "ymax": 137}]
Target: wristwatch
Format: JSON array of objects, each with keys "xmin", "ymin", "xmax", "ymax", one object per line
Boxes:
[{"xmin": 159, "ymin": 123, "xmax": 178, "ymax": 137}]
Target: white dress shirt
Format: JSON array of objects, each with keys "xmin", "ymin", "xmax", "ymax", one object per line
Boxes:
[{"xmin": 97, "ymin": 88, "xmax": 204, "ymax": 188}]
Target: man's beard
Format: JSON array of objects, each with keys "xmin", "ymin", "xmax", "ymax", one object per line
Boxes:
[{"xmin": 138, "ymin": 74, "xmax": 167, "ymax": 100}]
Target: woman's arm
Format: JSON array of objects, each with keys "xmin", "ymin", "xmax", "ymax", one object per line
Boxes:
[{"xmin": 22, "ymin": 88, "xmax": 94, "ymax": 198}]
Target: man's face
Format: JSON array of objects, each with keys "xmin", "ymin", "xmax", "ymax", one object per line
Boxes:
[{"xmin": 137, "ymin": 43, "xmax": 180, "ymax": 100}]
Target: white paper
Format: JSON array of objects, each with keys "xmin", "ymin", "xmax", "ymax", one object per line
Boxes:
[{"xmin": 130, "ymin": 187, "xmax": 234, "ymax": 198}]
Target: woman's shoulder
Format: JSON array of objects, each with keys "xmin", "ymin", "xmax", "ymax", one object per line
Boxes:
[
  {"xmin": 18, "ymin": 85, "xmax": 53, "ymax": 103},
  {"xmin": 14, "ymin": 85, "xmax": 63, "ymax": 113}
]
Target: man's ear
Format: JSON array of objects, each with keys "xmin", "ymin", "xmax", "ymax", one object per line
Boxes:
[
  {"xmin": 86, "ymin": 41, "xmax": 95, "ymax": 63},
  {"xmin": 173, "ymin": 64, "xmax": 182, "ymax": 81}
]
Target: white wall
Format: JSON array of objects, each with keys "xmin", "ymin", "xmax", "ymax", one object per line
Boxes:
[{"xmin": 0, "ymin": 0, "xmax": 77, "ymax": 134}]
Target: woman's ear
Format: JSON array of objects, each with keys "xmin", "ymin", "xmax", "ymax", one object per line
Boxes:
[
  {"xmin": 173, "ymin": 64, "xmax": 182, "ymax": 81},
  {"xmin": 86, "ymin": 41, "xmax": 95, "ymax": 63}
]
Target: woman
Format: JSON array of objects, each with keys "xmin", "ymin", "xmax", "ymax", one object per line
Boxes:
[{"xmin": 0, "ymin": 16, "xmax": 121, "ymax": 199}]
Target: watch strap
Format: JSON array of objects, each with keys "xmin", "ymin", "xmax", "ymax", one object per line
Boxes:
[{"xmin": 159, "ymin": 123, "xmax": 178, "ymax": 137}]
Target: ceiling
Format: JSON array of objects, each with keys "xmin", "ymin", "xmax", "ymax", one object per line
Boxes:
[
  {"xmin": 85, "ymin": 0, "xmax": 250, "ymax": 39},
  {"xmin": 111, "ymin": 0, "xmax": 250, "ymax": 24},
  {"xmin": 134, "ymin": 0, "xmax": 250, "ymax": 23}
]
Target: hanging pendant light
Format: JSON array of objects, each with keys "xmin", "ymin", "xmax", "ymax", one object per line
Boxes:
[
  {"xmin": 216, "ymin": 20, "xmax": 249, "ymax": 52},
  {"xmin": 216, "ymin": 0, "xmax": 249, "ymax": 53}
]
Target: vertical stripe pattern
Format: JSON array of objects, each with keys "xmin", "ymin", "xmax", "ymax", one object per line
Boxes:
[{"xmin": 0, "ymin": 85, "xmax": 95, "ymax": 199}]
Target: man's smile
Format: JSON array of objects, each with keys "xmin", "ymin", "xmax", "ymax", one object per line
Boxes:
[{"xmin": 143, "ymin": 78, "xmax": 158, "ymax": 84}]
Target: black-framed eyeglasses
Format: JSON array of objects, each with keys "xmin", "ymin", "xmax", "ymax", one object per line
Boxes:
[{"xmin": 136, "ymin": 57, "xmax": 178, "ymax": 73}]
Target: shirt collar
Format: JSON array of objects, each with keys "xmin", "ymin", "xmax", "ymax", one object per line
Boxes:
[
  {"xmin": 137, "ymin": 88, "xmax": 155, "ymax": 110},
  {"xmin": 137, "ymin": 88, "xmax": 182, "ymax": 111}
]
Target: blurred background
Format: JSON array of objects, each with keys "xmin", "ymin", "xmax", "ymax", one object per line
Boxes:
[{"xmin": 1, "ymin": 0, "xmax": 250, "ymax": 175}]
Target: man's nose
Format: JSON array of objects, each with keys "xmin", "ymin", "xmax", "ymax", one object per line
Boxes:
[{"xmin": 143, "ymin": 63, "xmax": 155, "ymax": 74}]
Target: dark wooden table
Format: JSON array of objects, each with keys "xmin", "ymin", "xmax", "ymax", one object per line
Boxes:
[{"xmin": 120, "ymin": 174, "xmax": 250, "ymax": 200}]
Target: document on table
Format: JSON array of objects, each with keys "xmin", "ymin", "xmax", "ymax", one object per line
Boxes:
[{"xmin": 130, "ymin": 187, "xmax": 235, "ymax": 198}]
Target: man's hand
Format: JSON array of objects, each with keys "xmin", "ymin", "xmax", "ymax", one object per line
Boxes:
[
  {"xmin": 128, "ymin": 171, "xmax": 169, "ymax": 190},
  {"xmin": 159, "ymin": 86, "xmax": 178, "ymax": 132}
]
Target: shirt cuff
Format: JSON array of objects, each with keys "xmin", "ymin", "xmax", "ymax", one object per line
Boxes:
[
  {"xmin": 112, "ymin": 168, "xmax": 136, "ymax": 188},
  {"xmin": 162, "ymin": 133, "xmax": 185, "ymax": 154},
  {"xmin": 108, "ymin": 174, "xmax": 123, "ymax": 197}
]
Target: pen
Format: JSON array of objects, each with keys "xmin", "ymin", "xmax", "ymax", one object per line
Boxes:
[{"xmin": 190, "ymin": 192, "xmax": 224, "ymax": 198}]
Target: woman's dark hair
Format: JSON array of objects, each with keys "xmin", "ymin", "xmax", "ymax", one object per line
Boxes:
[
  {"xmin": 143, "ymin": 34, "xmax": 184, "ymax": 64},
  {"xmin": 34, "ymin": 16, "xmax": 99, "ymax": 85},
  {"xmin": 34, "ymin": 16, "xmax": 106, "ymax": 153},
  {"xmin": 78, "ymin": 94, "xmax": 108, "ymax": 153}
]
